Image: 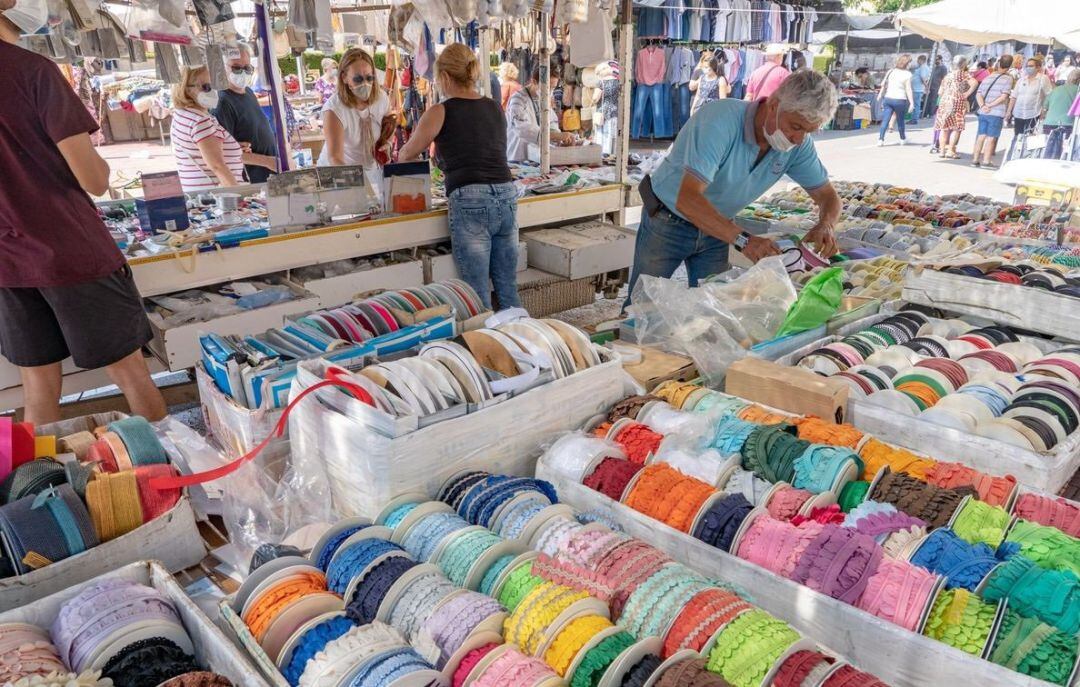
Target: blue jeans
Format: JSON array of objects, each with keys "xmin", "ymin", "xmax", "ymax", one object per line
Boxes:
[
  {"xmin": 910, "ymin": 91, "xmax": 924, "ymax": 121},
  {"xmin": 631, "ymin": 83, "xmax": 672, "ymax": 138},
  {"xmin": 879, "ymin": 98, "xmax": 909, "ymax": 140},
  {"xmin": 671, "ymin": 82, "xmax": 692, "ymax": 132},
  {"xmin": 448, "ymin": 182, "xmax": 521, "ymax": 310},
  {"xmin": 625, "ymin": 205, "xmax": 730, "ymax": 307}
]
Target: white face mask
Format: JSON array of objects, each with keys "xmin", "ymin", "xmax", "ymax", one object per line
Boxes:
[
  {"xmin": 352, "ymin": 82, "xmax": 373, "ymax": 100},
  {"xmin": 763, "ymin": 105, "xmax": 797, "ymax": 152},
  {"xmin": 196, "ymin": 90, "xmax": 219, "ymax": 110},
  {"xmin": 227, "ymin": 70, "xmax": 253, "ymax": 89},
  {"xmin": 3, "ymin": 0, "xmax": 48, "ymax": 34}
]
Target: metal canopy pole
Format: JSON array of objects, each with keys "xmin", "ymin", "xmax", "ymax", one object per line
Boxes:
[
  {"xmin": 539, "ymin": 11, "xmax": 552, "ymax": 174},
  {"xmin": 479, "ymin": 27, "xmax": 494, "ymax": 98},
  {"xmin": 615, "ymin": 0, "xmax": 632, "ymax": 188},
  {"xmin": 255, "ymin": 0, "xmax": 292, "ymax": 172}
]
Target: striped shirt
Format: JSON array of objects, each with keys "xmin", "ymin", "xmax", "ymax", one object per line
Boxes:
[{"xmin": 170, "ymin": 107, "xmax": 244, "ymax": 191}]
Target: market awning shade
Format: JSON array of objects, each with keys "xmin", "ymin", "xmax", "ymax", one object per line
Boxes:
[{"xmin": 896, "ymin": 0, "xmax": 1080, "ymax": 50}]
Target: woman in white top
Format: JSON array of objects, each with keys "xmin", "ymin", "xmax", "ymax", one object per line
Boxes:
[
  {"xmin": 170, "ymin": 65, "xmax": 275, "ymax": 192},
  {"xmin": 1006, "ymin": 56, "xmax": 1054, "ymax": 136},
  {"xmin": 877, "ymin": 54, "xmax": 915, "ymax": 146},
  {"xmin": 318, "ymin": 48, "xmax": 397, "ymax": 198}
]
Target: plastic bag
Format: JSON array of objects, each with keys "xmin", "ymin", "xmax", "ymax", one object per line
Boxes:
[
  {"xmin": 628, "ymin": 256, "xmax": 797, "ymax": 385},
  {"xmin": 121, "ymin": 0, "xmax": 192, "ymax": 44},
  {"xmin": 775, "ymin": 266, "xmax": 844, "ymax": 337}
]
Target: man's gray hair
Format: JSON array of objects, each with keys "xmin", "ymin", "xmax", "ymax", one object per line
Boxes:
[
  {"xmin": 952, "ymin": 54, "xmax": 968, "ymax": 70},
  {"xmin": 773, "ymin": 70, "xmax": 839, "ymax": 126}
]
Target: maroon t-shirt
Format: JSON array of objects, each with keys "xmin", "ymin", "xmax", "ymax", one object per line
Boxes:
[{"xmin": 0, "ymin": 41, "xmax": 124, "ymax": 287}]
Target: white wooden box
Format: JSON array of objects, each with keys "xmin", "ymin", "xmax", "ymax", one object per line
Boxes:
[
  {"xmin": 527, "ymin": 142, "xmax": 604, "ymax": 166},
  {"xmin": 288, "ymin": 350, "xmax": 629, "ymax": 518},
  {"xmin": 902, "ymin": 267, "xmax": 1080, "ymax": 342},
  {"xmin": 147, "ymin": 281, "xmax": 322, "ymax": 371},
  {"xmin": 0, "ymin": 561, "xmax": 268, "ymax": 685},
  {"xmin": 292, "ymin": 260, "xmax": 425, "ymax": 308},
  {"xmin": 537, "ymin": 467, "xmax": 1060, "ymax": 687},
  {"xmin": 772, "ymin": 323, "xmax": 1079, "ymax": 494},
  {"xmin": 523, "ymin": 221, "xmax": 635, "ymax": 280},
  {"xmin": 0, "ymin": 498, "xmax": 204, "ymax": 611}
]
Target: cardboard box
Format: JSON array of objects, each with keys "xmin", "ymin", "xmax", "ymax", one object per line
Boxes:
[
  {"xmin": 0, "ymin": 561, "xmax": 268, "ymax": 685},
  {"xmin": 425, "ymin": 242, "xmax": 528, "ymax": 283},
  {"xmin": 616, "ymin": 342, "xmax": 698, "ymax": 392},
  {"xmin": 523, "ymin": 221, "xmax": 635, "ymax": 280},
  {"xmin": 724, "ymin": 358, "xmax": 848, "ymax": 424},
  {"xmin": 294, "ymin": 259, "xmax": 425, "ymax": 307}
]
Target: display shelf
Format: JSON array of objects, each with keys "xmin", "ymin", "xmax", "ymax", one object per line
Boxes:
[
  {"xmin": 0, "ymin": 356, "xmax": 167, "ymax": 411},
  {"xmin": 902, "ymin": 267, "xmax": 1080, "ymax": 342},
  {"xmin": 130, "ymin": 186, "xmax": 624, "ymax": 298}
]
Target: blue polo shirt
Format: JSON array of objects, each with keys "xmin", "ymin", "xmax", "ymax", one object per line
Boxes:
[{"xmin": 650, "ymin": 99, "xmax": 829, "ymax": 222}]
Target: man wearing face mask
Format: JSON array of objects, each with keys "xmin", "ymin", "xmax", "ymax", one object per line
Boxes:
[
  {"xmin": 0, "ymin": 0, "xmax": 167, "ymax": 423},
  {"xmin": 626, "ymin": 69, "xmax": 842, "ymax": 306},
  {"xmin": 506, "ymin": 64, "xmax": 574, "ymax": 162},
  {"xmin": 213, "ymin": 43, "xmax": 279, "ymax": 183}
]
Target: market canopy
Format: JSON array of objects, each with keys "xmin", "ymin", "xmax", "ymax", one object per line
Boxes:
[{"xmin": 896, "ymin": 0, "xmax": 1080, "ymax": 51}]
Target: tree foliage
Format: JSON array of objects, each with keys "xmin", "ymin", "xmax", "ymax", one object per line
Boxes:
[{"xmin": 842, "ymin": 0, "xmax": 937, "ymax": 12}]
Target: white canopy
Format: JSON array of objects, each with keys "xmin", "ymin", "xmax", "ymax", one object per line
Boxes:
[{"xmin": 896, "ymin": 0, "xmax": 1080, "ymax": 51}]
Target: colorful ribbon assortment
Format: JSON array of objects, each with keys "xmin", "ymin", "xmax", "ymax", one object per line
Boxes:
[
  {"xmin": 0, "ymin": 416, "xmax": 179, "ymax": 576},
  {"xmin": 0, "ymin": 579, "xmax": 230, "ymax": 685},
  {"xmin": 540, "ymin": 387, "xmax": 1080, "ymax": 685}
]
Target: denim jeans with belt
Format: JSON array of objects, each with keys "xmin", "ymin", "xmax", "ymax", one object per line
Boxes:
[
  {"xmin": 448, "ymin": 182, "xmax": 521, "ymax": 310},
  {"xmin": 625, "ymin": 205, "xmax": 730, "ymax": 307},
  {"xmin": 879, "ymin": 98, "xmax": 909, "ymax": 140}
]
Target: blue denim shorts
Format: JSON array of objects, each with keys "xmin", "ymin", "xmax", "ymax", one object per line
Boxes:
[{"xmin": 976, "ymin": 113, "xmax": 1004, "ymax": 138}]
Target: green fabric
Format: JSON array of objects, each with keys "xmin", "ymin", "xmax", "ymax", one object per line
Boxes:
[
  {"xmin": 1044, "ymin": 84, "xmax": 1079, "ymax": 127},
  {"xmin": 776, "ymin": 267, "xmax": 844, "ymax": 337}
]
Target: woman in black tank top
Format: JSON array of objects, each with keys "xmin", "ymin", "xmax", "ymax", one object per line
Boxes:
[{"xmin": 399, "ymin": 43, "xmax": 520, "ymax": 312}]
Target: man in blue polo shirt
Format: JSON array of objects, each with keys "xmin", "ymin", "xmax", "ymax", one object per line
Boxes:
[{"xmin": 628, "ymin": 69, "xmax": 842, "ymax": 304}]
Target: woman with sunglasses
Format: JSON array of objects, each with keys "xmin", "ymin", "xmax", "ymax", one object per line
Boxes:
[
  {"xmin": 317, "ymin": 48, "xmax": 396, "ymax": 198},
  {"xmin": 170, "ymin": 65, "xmax": 245, "ymax": 191}
]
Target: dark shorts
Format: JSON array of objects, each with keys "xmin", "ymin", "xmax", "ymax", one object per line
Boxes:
[
  {"xmin": 1014, "ymin": 116, "xmax": 1038, "ymax": 134},
  {"xmin": 0, "ymin": 264, "xmax": 153, "ymax": 369}
]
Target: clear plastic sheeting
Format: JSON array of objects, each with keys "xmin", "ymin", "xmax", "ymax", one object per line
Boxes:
[
  {"xmin": 628, "ymin": 256, "xmax": 797, "ymax": 385},
  {"xmin": 196, "ymin": 366, "xmax": 282, "ymax": 459}
]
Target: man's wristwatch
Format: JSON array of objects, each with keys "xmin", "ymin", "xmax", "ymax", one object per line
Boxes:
[{"xmin": 733, "ymin": 231, "xmax": 753, "ymax": 252}]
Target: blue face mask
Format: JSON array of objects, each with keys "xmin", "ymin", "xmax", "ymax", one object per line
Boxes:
[{"xmin": 1024, "ymin": 66, "xmax": 1037, "ymax": 76}]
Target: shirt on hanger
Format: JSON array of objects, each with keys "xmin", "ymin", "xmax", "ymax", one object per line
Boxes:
[
  {"xmin": 667, "ymin": 46, "xmax": 696, "ymax": 85},
  {"xmin": 712, "ymin": 0, "xmax": 731, "ymax": 42},
  {"xmin": 750, "ymin": 0, "xmax": 766, "ymax": 42},
  {"xmin": 636, "ymin": 46, "xmax": 667, "ymax": 85}
]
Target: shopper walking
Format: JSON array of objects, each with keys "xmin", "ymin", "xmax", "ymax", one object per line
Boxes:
[
  {"xmin": 910, "ymin": 54, "xmax": 930, "ymax": 123},
  {"xmin": 744, "ymin": 44, "xmax": 790, "ymax": 101},
  {"xmin": 506, "ymin": 64, "xmax": 573, "ymax": 162},
  {"xmin": 877, "ymin": 54, "xmax": 914, "ymax": 146},
  {"xmin": 1042, "ymin": 71, "xmax": 1080, "ymax": 159},
  {"xmin": 313, "ymin": 58, "xmax": 338, "ymax": 105},
  {"xmin": 398, "ymin": 44, "xmax": 519, "ymax": 311},
  {"xmin": 927, "ymin": 54, "xmax": 948, "ymax": 116},
  {"xmin": 213, "ymin": 44, "xmax": 279, "ymax": 183},
  {"xmin": 689, "ymin": 54, "xmax": 728, "ymax": 117},
  {"xmin": 1007, "ymin": 57, "xmax": 1053, "ymax": 137},
  {"xmin": 0, "ymin": 1, "xmax": 166, "ymax": 424},
  {"xmin": 170, "ymin": 65, "xmax": 246, "ymax": 191},
  {"xmin": 498, "ymin": 62, "xmax": 522, "ymax": 110},
  {"xmin": 318, "ymin": 48, "xmax": 397, "ymax": 198},
  {"xmin": 933, "ymin": 55, "xmax": 977, "ymax": 159},
  {"xmin": 971, "ymin": 55, "xmax": 1014, "ymax": 168},
  {"xmin": 626, "ymin": 70, "xmax": 841, "ymax": 307}
]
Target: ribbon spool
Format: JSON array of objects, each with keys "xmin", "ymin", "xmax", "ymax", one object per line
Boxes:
[{"xmin": 544, "ymin": 435, "xmax": 627, "ymax": 485}]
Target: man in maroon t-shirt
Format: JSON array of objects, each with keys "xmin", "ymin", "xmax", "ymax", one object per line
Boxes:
[{"xmin": 0, "ymin": 3, "xmax": 166, "ymax": 423}]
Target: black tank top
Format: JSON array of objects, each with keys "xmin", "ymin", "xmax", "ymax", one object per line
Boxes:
[{"xmin": 434, "ymin": 97, "xmax": 513, "ymax": 195}]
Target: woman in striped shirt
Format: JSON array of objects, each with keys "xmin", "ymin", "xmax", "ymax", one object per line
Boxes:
[{"xmin": 170, "ymin": 66, "xmax": 274, "ymax": 191}]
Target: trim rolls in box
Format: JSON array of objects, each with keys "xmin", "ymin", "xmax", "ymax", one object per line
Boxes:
[
  {"xmin": 288, "ymin": 350, "xmax": 629, "ymax": 518},
  {"xmin": 0, "ymin": 560, "xmax": 268, "ymax": 686}
]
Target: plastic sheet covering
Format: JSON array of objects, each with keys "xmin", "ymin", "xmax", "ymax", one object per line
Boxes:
[
  {"xmin": 287, "ymin": 353, "xmax": 632, "ymax": 518},
  {"xmin": 628, "ymin": 257, "xmax": 796, "ymax": 385},
  {"xmin": 196, "ymin": 366, "xmax": 282, "ymax": 460},
  {"xmin": 221, "ymin": 439, "xmax": 331, "ymax": 567},
  {"xmin": 536, "ymin": 461, "xmax": 1062, "ymax": 687},
  {"xmin": 120, "ymin": 0, "xmax": 192, "ymax": 43}
]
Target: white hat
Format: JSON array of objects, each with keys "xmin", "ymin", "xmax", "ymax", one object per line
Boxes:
[{"xmin": 766, "ymin": 43, "xmax": 787, "ymax": 57}]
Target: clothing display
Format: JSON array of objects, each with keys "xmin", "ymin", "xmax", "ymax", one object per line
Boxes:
[{"xmin": 635, "ymin": 1, "xmax": 816, "ymax": 43}]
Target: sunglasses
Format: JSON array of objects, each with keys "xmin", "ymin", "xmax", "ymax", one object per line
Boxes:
[
  {"xmin": 230, "ymin": 65, "xmax": 255, "ymax": 74},
  {"xmin": 350, "ymin": 74, "xmax": 376, "ymax": 84},
  {"xmin": 196, "ymin": 83, "xmax": 213, "ymax": 93}
]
